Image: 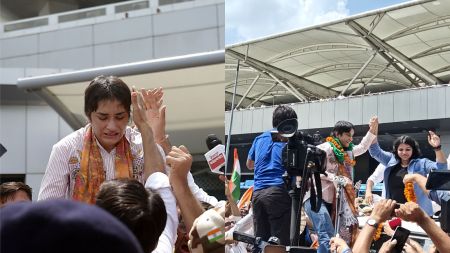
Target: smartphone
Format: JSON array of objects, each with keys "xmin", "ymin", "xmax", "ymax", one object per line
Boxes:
[{"xmin": 391, "ymin": 226, "xmax": 410, "ymax": 253}]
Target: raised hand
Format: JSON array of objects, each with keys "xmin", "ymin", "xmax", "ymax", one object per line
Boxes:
[
  {"xmin": 131, "ymin": 89, "xmax": 153, "ymax": 137},
  {"xmin": 166, "ymin": 145, "xmax": 192, "ymax": 183},
  {"xmin": 427, "ymin": 131, "xmax": 440, "ymax": 148},
  {"xmin": 141, "ymin": 87, "xmax": 167, "ymax": 143},
  {"xmin": 394, "ymin": 202, "xmax": 427, "ymax": 224},
  {"xmin": 371, "ymin": 199, "xmax": 397, "ymax": 223},
  {"xmin": 368, "ymin": 116, "xmax": 379, "ymax": 135}
]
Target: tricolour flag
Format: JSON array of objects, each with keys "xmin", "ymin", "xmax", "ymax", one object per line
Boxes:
[
  {"xmin": 228, "ymin": 148, "xmax": 241, "ymax": 202},
  {"xmin": 207, "ymin": 227, "xmax": 224, "ymax": 243}
]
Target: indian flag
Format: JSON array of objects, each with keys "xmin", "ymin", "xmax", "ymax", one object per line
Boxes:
[
  {"xmin": 207, "ymin": 227, "xmax": 224, "ymax": 243},
  {"xmin": 228, "ymin": 148, "xmax": 241, "ymax": 202}
]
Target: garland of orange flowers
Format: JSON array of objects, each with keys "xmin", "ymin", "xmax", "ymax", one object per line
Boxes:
[
  {"xmin": 326, "ymin": 137, "xmax": 356, "ymax": 166},
  {"xmin": 404, "ymin": 182, "xmax": 417, "ymax": 202},
  {"xmin": 373, "ymin": 222, "xmax": 384, "ymax": 241}
]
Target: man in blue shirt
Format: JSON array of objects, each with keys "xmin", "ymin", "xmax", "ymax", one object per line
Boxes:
[{"xmin": 246, "ymin": 105, "xmax": 297, "ymax": 246}]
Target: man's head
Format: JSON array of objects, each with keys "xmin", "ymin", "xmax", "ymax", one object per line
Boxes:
[
  {"xmin": 95, "ymin": 179, "xmax": 167, "ymax": 253},
  {"xmin": 84, "ymin": 76, "xmax": 131, "ymax": 151},
  {"xmin": 1, "ymin": 199, "xmax": 143, "ymax": 253},
  {"xmin": 332, "ymin": 121, "xmax": 354, "ymax": 148},
  {"xmin": 0, "ymin": 182, "xmax": 32, "ymax": 207},
  {"xmin": 272, "ymin": 105, "xmax": 297, "ymax": 128},
  {"xmin": 188, "ymin": 209, "xmax": 225, "ymax": 253}
]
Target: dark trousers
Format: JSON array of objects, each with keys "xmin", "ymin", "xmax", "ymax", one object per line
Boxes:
[{"xmin": 252, "ymin": 186, "xmax": 291, "ymax": 246}]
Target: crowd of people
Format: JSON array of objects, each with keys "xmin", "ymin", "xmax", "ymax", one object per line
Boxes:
[
  {"xmin": 1, "ymin": 76, "xmax": 225, "ymax": 253},
  {"xmin": 225, "ymin": 105, "xmax": 450, "ymax": 253},
  {"xmin": 2, "ymin": 80, "xmax": 450, "ymax": 253}
]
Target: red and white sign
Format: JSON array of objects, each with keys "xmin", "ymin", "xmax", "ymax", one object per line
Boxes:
[{"xmin": 204, "ymin": 144, "xmax": 226, "ymax": 174}]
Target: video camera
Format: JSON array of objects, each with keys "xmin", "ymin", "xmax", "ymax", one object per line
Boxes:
[{"xmin": 276, "ymin": 119, "xmax": 326, "ymax": 177}]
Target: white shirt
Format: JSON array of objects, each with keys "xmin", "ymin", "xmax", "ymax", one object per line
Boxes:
[
  {"xmin": 315, "ymin": 131, "xmax": 376, "ymax": 203},
  {"xmin": 146, "ymin": 172, "xmax": 178, "ymax": 253},
  {"xmin": 367, "ymin": 163, "xmax": 386, "ymax": 198},
  {"xmin": 367, "ymin": 163, "xmax": 385, "ymax": 184},
  {"xmin": 38, "ymin": 125, "xmax": 218, "ymax": 206}
]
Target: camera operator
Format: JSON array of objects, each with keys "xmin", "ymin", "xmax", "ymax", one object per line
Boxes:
[
  {"xmin": 246, "ymin": 105, "xmax": 297, "ymax": 246},
  {"xmin": 304, "ymin": 117, "xmax": 378, "ymax": 253}
]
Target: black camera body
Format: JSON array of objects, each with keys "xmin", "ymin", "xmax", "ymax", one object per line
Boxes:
[{"xmin": 282, "ymin": 130, "xmax": 326, "ymax": 177}]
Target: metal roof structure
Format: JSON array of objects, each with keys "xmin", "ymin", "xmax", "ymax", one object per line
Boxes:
[{"xmin": 225, "ymin": 0, "xmax": 450, "ymax": 110}]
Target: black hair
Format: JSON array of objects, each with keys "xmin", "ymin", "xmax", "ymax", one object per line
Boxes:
[
  {"xmin": 272, "ymin": 105, "xmax": 297, "ymax": 128},
  {"xmin": 392, "ymin": 135, "xmax": 421, "ymax": 161},
  {"xmin": 332, "ymin": 121, "xmax": 354, "ymax": 137},
  {"xmin": 96, "ymin": 179, "xmax": 166, "ymax": 252},
  {"xmin": 84, "ymin": 76, "xmax": 131, "ymax": 119}
]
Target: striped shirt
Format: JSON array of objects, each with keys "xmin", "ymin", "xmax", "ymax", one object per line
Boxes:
[{"xmin": 38, "ymin": 125, "xmax": 218, "ymax": 206}]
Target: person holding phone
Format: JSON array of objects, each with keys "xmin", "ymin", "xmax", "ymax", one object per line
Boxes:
[
  {"xmin": 395, "ymin": 202, "xmax": 450, "ymax": 253},
  {"xmin": 368, "ymin": 131, "xmax": 447, "ymax": 216},
  {"xmin": 352, "ymin": 199, "xmax": 398, "ymax": 252}
]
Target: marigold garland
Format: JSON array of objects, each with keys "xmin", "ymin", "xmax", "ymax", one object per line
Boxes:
[
  {"xmin": 404, "ymin": 182, "xmax": 417, "ymax": 202},
  {"xmin": 326, "ymin": 137, "xmax": 356, "ymax": 166},
  {"xmin": 373, "ymin": 222, "xmax": 384, "ymax": 241}
]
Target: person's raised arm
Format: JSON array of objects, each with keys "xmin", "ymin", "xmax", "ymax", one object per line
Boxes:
[
  {"xmin": 427, "ymin": 131, "xmax": 447, "ymax": 167},
  {"xmin": 353, "ymin": 116, "xmax": 378, "ymax": 157},
  {"xmin": 141, "ymin": 87, "xmax": 171, "ymax": 155},
  {"xmin": 166, "ymin": 145, "xmax": 204, "ymax": 231},
  {"xmin": 225, "ymin": 179, "xmax": 241, "ymax": 217},
  {"xmin": 132, "ymin": 90, "xmax": 165, "ymax": 180},
  {"xmin": 352, "ymin": 199, "xmax": 397, "ymax": 253},
  {"xmin": 395, "ymin": 202, "xmax": 450, "ymax": 253}
]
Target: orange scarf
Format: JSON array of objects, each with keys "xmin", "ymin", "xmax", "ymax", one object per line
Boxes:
[{"xmin": 73, "ymin": 126, "xmax": 133, "ymax": 204}]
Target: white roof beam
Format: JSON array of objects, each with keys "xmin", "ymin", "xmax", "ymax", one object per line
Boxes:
[
  {"xmin": 340, "ymin": 51, "xmax": 377, "ymax": 96},
  {"xmin": 385, "ymin": 15, "xmax": 450, "ymax": 41},
  {"xmin": 347, "ymin": 20, "xmax": 442, "ymax": 85},
  {"xmin": 349, "ymin": 64, "xmax": 390, "ymax": 95},
  {"xmin": 236, "ymin": 74, "xmax": 261, "ymax": 108},
  {"xmin": 246, "ymin": 82, "xmax": 278, "ymax": 109},
  {"xmin": 411, "ymin": 42, "xmax": 450, "ymax": 59},
  {"xmin": 227, "ymin": 50, "xmax": 338, "ymax": 98},
  {"xmin": 267, "ymin": 72, "xmax": 305, "ymax": 102}
]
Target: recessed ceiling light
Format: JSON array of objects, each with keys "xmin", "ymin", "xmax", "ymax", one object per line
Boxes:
[{"xmin": 432, "ymin": 1, "xmax": 441, "ymax": 6}]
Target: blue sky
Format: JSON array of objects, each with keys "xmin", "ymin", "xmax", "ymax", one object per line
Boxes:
[{"xmin": 226, "ymin": 0, "xmax": 412, "ymax": 46}]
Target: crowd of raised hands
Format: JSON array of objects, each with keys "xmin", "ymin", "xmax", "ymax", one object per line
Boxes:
[{"xmin": 330, "ymin": 199, "xmax": 450, "ymax": 253}]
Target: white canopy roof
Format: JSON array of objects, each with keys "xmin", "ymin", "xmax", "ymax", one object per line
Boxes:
[{"xmin": 226, "ymin": 0, "xmax": 450, "ymax": 109}]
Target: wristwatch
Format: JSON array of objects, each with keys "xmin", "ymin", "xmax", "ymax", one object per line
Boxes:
[{"xmin": 366, "ymin": 218, "xmax": 379, "ymax": 228}]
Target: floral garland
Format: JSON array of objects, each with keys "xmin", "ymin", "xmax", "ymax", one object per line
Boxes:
[
  {"xmin": 404, "ymin": 182, "xmax": 417, "ymax": 202},
  {"xmin": 373, "ymin": 222, "xmax": 384, "ymax": 241},
  {"xmin": 326, "ymin": 137, "xmax": 356, "ymax": 166}
]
